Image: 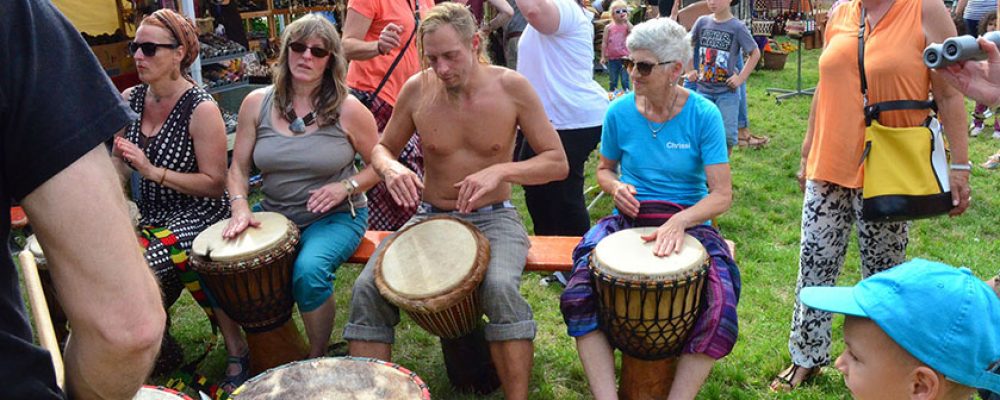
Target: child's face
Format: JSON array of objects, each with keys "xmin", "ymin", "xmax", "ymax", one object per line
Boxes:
[
  {"xmin": 988, "ymin": 21, "xmax": 996, "ymax": 32},
  {"xmin": 835, "ymin": 317, "xmax": 915, "ymax": 400},
  {"xmin": 706, "ymin": 0, "xmax": 727, "ymax": 14},
  {"xmin": 611, "ymin": 6, "xmax": 627, "ymax": 21}
]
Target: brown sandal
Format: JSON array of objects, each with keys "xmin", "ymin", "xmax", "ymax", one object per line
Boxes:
[
  {"xmin": 769, "ymin": 364, "xmax": 821, "ymax": 392},
  {"xmin": 738, "ymin": 133, "xmax": 770, "ymax": 149}
]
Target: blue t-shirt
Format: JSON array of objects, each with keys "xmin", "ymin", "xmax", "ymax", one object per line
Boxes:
[
  {"xmin": 600, "ymin": 92, "xmax": 728, "ymax": 206},
  {"xmin": 691, "ymin": 16, "xmax": 757, "ymax": 95}
]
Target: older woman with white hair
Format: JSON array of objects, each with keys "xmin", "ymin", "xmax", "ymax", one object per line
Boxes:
[{"xmin": 559, "ymin": 18, "xmax": 740, "ymax": 400}]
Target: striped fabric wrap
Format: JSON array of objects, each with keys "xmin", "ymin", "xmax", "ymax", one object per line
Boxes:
[
  {"xmin": 559, "ymin": 200, "xmax": 741, "ymax": 359},
  {"xmin": 140, "ymin": 226, "xmax": 218, "ymax": 329}
]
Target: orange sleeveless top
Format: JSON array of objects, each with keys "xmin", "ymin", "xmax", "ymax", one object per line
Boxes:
[{"xmin": 807, "ymin": 0, "xmax": 931, "ymax": 188}]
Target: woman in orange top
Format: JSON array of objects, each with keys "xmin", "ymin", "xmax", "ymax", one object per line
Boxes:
[
  {"xmin": 341, "ymin": 0, "xmax": 434, "ymax": 231},
  {"xmin": 770, "ymin": 0, "xmax": 970, "ymax": 391}
]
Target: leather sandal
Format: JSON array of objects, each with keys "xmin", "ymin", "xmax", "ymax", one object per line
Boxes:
[
  {"xmin": 738, "ymin": 134, "xmax": 770, "ymax": 149},
  {"xmin": 219, "ymin": 349, "xmax": 250, "ymax": 393},
  {"xmin": 769, "ymin": 364, "xmax": 821, "ymax": 392}
]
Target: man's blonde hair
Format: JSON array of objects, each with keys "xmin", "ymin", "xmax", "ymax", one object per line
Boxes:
[{"xmin": 417, "ymin": 2, "xmax": 490, "ymax": 64}]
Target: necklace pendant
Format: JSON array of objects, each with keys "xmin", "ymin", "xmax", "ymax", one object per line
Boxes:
[{"xmin": 289, "ymin": 118, "xmax": 306, "ymax": 134}]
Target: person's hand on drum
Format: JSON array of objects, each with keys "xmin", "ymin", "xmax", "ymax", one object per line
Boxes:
[
  {"xmin": 384, "ymin": 162, "xmax": 423, "ymax": 210},
  {"xmin": 377, "ymin": 23, "xmax": 404, "ymax": 55},
  {"xmin": 454, "ymin": 165, "xmax": 504, "ymax": 213},
  {"xmin": 612, "ymin": 181, "xmax": 640, "ymax": 218},
  {"xmin": 222, "ymin": 206, "xmax": 261, "ymax": 239},
  {"xmin": 114, "ymin": 136, "xmax": 154, "ymax": 177},
  {"xmin": 307, "ymin": 182, "xmax": 348, "ymax": 214},
  {"xmin": 641, "ymin": 216, "xmax": 688, "ymax": 257}
]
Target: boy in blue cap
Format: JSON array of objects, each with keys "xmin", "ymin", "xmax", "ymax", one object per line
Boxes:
[{"xmin": 800, "ymin": 258, "xmax": 1000, "ymax": 400}]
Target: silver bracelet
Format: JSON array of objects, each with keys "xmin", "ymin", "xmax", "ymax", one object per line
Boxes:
[
  {"xmin": 230, "ymin": 194, "xmax": 248, "ymax": 203},
  {"xmin": 950, "ymin": 163, "xmax": 972, "ymax": 171}
]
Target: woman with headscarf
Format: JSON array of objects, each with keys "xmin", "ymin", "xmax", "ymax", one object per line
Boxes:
[{"xmin": 111, "ymin": 9, "xmax": 249, "ymax": 390}]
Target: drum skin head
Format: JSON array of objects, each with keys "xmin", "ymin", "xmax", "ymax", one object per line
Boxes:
[
  {"xmin": 26, "ymin": 235, "xmax": 46, "ymax": 265},
  {"xmin": 594, "ymin": 227, "xmax": 707, "ymax": 280},
  {"xmin": 192, "ymin": 212, "xmax": 290, "ymax": 262},
  {"xmin": 381, "ymin": 218, "xmax": 479, "ymax": 298},
  {"xmin": 126, "ymin": 200, "xmax": 141, "ymax": 227},
  {"xmin": 234, "ymin": 357, "xmax": 430, "ymax": 399}
]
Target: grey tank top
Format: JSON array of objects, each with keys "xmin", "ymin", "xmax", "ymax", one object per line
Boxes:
[{"xmin": 253, "ymin": 87, "xmax": 366, "ymax": 227}]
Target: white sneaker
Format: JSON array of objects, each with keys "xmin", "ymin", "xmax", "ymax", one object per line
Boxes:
[
  {"xmin": 971, "ymin": 124, "xmax": 983, "ymax": 137},
  {"xmin": 993, "ymin": 130, "xmax": 1000, "ymax": 140}
]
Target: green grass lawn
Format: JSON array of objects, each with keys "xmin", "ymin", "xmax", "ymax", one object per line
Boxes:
[{"xmin": 50, "ymin": 44, "xmax": 1000, "ymax": 399}]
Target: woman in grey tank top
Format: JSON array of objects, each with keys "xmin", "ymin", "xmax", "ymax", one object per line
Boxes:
[{"xmin": 224, "ymin": 15, "xmax": 382, "ymax": 362}]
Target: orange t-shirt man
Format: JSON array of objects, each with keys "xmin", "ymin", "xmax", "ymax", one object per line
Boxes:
[
  {"xmin": 346, "ymin": 0, "xmax": 435, "ymax": 106},
  {"xmin": 807, "ymin": 0, "xmax": 931, "ymax": 188}
]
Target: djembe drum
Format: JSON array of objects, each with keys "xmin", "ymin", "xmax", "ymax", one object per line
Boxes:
[
  {"xmin": 375, "ymin": 216, "xmax": 500, "ymax": 394},
  {"xmin": 590, "ymin": 227, "xmax": 709, "ymax": 400},
  {"xmin": 132, "ymin": 386, "xmax": 193, "ymax": 399},
  {"xmin": 233, "ymin": 357, "xmax": 431, "ymax": 399},
  {"xmin": 190, "ymin": 212, "xmax": 308, "ymax": 374}
]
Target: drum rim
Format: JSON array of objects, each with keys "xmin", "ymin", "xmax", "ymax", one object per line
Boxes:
[
  {"xmin": 136, "ymin": 385, "xmax": 194, "ymax": 399},
  {"xmin": 232, "ymin": 356, "xmax": 432, "ymax": 400},
  {"xmin": 375, "ymin": 215, "xmax": 491, "ymax": 313},
  {"xmin": 592, "ymin": 230, "xmax": 708, "ymax": 281}
]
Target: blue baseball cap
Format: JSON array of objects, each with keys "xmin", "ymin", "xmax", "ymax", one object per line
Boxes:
[{"xmin": 801, "ymin": 258, "xmax": 1000, "ymax": 393}]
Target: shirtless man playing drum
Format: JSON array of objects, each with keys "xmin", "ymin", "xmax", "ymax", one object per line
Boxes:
[{"xmin": 342, "ymin": 3, "xmax": 567, "ymax": 399}]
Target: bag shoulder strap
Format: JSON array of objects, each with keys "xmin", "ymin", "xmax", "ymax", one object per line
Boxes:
[
  {"xmin": 370, "ymin": 0, "xmax": 421, "ymax": 102},
  {"xmin": 857, "ymin": 7, "xmax": 935, "ymax": 125}
]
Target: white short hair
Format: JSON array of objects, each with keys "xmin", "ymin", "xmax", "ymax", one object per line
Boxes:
[{"xmin": 626, "ymin": 18, "xmax": 691, "ymax": 65}]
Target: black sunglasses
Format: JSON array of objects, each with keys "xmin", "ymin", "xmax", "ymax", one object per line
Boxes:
[
  {"xmin": 288, "ymin": 42, "xmax": 331, "ymax": 58},
  {"xmin": 128, "ymin": 41, "xmax": 179, "ymax": 56},
  {"xmin": 613, "ymin": 8, "xmax": 628, "ymax": 14},
  {"xmin": 622, "ymin": 58, "xmax": 674, "ymax": 76}
]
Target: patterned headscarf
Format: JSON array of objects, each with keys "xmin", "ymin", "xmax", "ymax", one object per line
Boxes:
[{"xmin": 142, "ymin": 9, "xmax": 200, "ymax": 82}]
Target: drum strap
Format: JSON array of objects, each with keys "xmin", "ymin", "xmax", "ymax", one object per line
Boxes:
[{"xmin": 139, "ymin": 226, "xmax": 219, "ymax": 331}]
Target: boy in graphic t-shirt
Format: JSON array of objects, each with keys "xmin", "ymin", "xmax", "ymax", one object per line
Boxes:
[{"xmin": 686, "ymin": 0, "xmax": 759, "ymax": 154}]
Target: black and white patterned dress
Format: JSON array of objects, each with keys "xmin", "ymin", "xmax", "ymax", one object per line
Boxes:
[{"xmin": 125, "ymin": 84, "xmax": 230, "ymax": 308}]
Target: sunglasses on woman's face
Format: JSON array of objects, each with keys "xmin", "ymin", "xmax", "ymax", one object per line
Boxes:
[
  {"xmin": 288, "ymin": 42, "xmax": 331, "ymax": 58},
  {"xmin": 622, "ymin": 58, "xmax": 674, "ymax": 76},
  {"xmin": 613, "ymin": 9, "xmax": 628, "ymax": 14},
  {"xmin": 128, "ymin": 41, "xmax": 179, "ymax": 57}
]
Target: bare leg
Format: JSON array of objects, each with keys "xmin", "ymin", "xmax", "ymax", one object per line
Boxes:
[
  {"xmin": 348, "ymin": 340, "xmax": 392, "ymax": 361},
  {"xmin": 488, "ymin": 339, "xmax": 533, "ymax": 400},
  {"xmin": 301, "ymin": 296, "xmax": 336, "ymax": 358},
  {"xmin": 666, "ymin": 353, "xmax": 715, "ymax": 400},
  {"xmin": 215, "ymin": 308, "xmax": 248, "ymax": 376},
  {"xmin": 575, "ymin": 331, "xmax": 619, "ymax": 400}
]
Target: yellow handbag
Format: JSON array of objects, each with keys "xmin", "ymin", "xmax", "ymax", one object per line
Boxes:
[
  {"xmin": 862, "ymin": 117, "xmax": 952, "ymax": 221},
  {"xmin": 857, "ymin": 8, "xmax": 952, "ymax": 222}
]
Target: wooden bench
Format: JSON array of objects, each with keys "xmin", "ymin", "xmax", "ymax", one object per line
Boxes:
[
  {"xmin": 348, "ymin": 231, "xmax": 580, "ymax": 272},
  {"xmin": 347, "ymin": 231, "xmax": 735, "ymax": 272}
]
